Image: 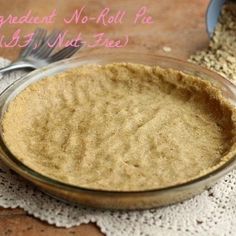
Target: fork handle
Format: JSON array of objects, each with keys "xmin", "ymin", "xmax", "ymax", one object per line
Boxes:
[{"xmin": 0, "ymin": 61, "xmax": 36, "ymax": 74}]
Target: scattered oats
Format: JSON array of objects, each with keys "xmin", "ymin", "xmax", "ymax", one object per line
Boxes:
[
  {"xmin": 163, "ymin": 46, "xmax": 172, "ymax": 53},
  {"xmin": 189, "ymin": 3, "xmax": 236, "ymax": 82}
]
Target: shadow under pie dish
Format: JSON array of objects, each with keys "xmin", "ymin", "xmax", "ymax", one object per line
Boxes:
[{"xmin": 0, "ymin": 53, "xmax": 236, "ymax": 209}]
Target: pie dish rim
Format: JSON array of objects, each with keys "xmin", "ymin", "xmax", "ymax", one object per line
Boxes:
[{"xmin": 0, "ymin": 52, "xmax": 235, "ymax": 209}]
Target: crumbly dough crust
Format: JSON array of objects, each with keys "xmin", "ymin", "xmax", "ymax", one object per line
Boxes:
[{"xmin": 2, "ymin": 63, "xmax": 236, "ymax": 191}]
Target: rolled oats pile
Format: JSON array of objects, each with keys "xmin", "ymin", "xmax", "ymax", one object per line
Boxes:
[{"xmin": 190, "ymin": 3, "xmax": 236, "ymax": 81}]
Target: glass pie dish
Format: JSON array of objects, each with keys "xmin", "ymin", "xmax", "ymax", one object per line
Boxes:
[{"xmin": 0, "ymin": 52, "xmax": 236, "ymax": 210}]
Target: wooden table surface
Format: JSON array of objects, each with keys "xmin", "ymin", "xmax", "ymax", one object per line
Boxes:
[{"xmin": 0, "ymin": 0, "xmax": 210, "ymax": 235}]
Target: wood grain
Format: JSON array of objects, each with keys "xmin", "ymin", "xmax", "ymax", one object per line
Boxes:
[
  {"xmin": 0, "ymin": 208, "xmax": 103, "ymax": 236},
  {"xmin": 0, "ymin": 0, "xmax": 210, "ymax": 235}
]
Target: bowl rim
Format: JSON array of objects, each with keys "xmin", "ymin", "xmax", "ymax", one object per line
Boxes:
[{"xmin": 0, "ymin": 52, "xmax": 236, "ymax": 196}]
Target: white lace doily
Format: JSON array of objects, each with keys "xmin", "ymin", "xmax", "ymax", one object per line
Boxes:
[{"xmin": 0, "ymin": 57, "xmax": 236, "ymax": 236}]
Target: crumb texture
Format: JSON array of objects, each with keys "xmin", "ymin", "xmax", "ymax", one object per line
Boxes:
[{"xmin": 2, "ymin": 63, "xmax": 236, "ymax": 190}]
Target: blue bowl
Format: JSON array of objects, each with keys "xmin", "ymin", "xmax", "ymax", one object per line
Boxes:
[{"xmin": 206, "ymin": 0, "xmax": 226, "ymax": 36}]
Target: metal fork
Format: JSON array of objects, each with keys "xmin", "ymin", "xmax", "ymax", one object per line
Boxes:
[{"xmin": 0, "ymin": 28, "xmax": 82, "ymax": 74}]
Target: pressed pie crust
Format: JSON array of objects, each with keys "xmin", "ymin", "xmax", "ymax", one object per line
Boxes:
[{"xmin": 2, "ymin": 63, "xmax": 236, "ymax": 191}]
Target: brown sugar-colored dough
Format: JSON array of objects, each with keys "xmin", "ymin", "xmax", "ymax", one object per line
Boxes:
[{"xmin": 2, "ymin": 63, "xmax": 236, "ymax": 191}]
